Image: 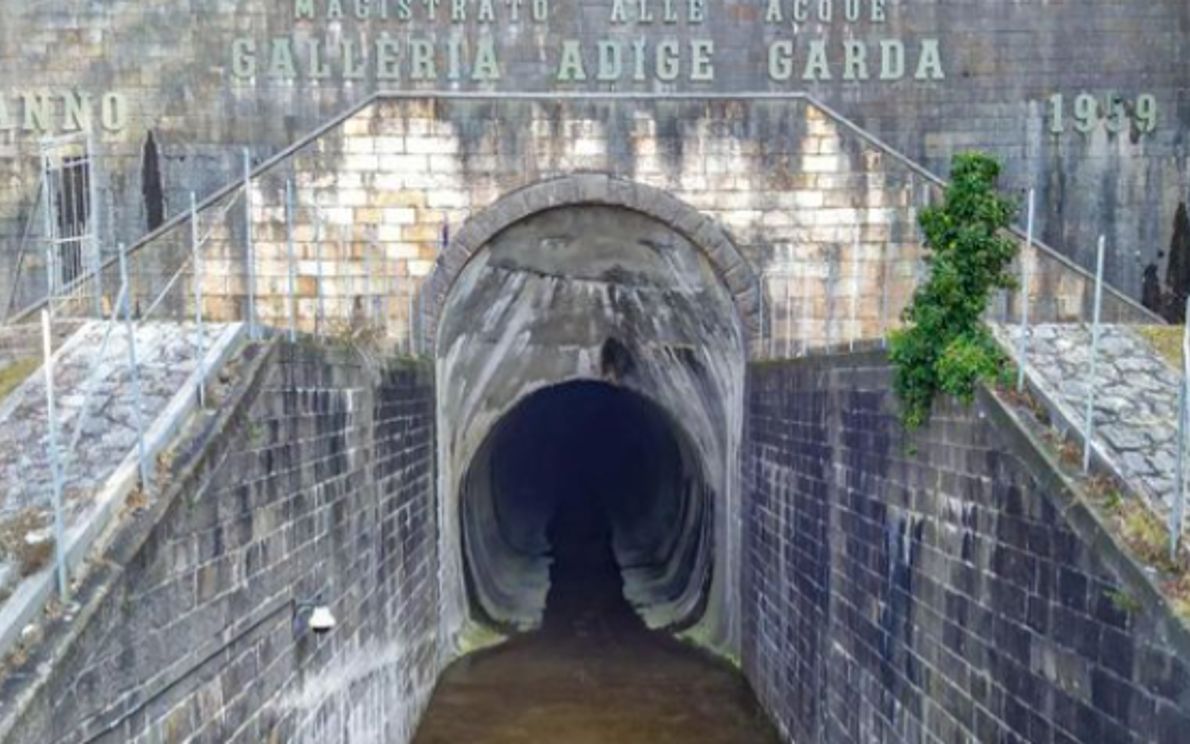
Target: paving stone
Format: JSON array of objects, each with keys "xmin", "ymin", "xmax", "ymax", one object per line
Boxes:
[
  {"xmin": 0, "ymin": 320, "xmax": 232, "ymax": 530},
  {"xmin": 996, "ymin": 324, "xmax": 1186, "ymax": 529},
  {"xmin": 1102, "ymin": 425, "xmax": 1147, "ymax": 452}
]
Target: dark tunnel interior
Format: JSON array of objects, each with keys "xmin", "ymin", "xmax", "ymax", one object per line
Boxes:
[{"xmin": 461, "ymin": 381, "xmax": 713, "ymax": 631}]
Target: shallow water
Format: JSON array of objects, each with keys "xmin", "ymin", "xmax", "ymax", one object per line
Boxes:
[{"xmin": 413, "ymin": 492, "xmax": 780, "ymax": 744}]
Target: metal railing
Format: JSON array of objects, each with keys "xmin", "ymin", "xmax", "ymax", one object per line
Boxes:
[
  {"xmin": 7, "ymin": 92, "xmax": 1160, "ymax": 338},
  {"xmin": 7, "ymin": 91, "xmax": 1178, "ymax": 577},
  {"xmin": 1173, "ymin": 302, "xmax": 1189, "ymax": 560},
  {"xmin": 6, "ymin": 134, "xmax": 105, "ymax": 321}
]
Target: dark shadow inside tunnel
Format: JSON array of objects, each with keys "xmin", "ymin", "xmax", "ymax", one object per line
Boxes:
[
  {"xmin": 461, "ymin": 381, "xmax": 713, "ymax": 632},
  {"xmin": 541, "ymin": 468, "xmax": 642, "ymax": 634}
]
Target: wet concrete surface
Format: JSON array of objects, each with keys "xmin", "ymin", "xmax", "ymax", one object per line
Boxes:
[{"xmin": 413, "ymin": 489, "xmax": 780, "ymax": 744}]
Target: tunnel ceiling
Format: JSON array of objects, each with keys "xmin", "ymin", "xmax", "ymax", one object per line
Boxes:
[{"xmin": 436, "ymin": 203, "xmax": 747, "ymax": 648}]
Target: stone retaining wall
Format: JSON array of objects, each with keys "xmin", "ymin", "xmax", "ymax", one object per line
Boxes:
[
  {"xmin": 82, "ymin": 96, "xmax": 1149, "ymax": 361},
  {"xmin": 0, "ymin": 0, "xmax": 1185, "ymax": 314},
  {"xmin": 0, "ymin": 341, "xmax": 439, "ymax": 744},
  {"xmin": 742, "ymin": 353, "xmax": 1190, "ymax": 744}
]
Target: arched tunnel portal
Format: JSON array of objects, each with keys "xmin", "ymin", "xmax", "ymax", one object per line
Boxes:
[{"xmin": 435, "ymin": 194, "xmax": 749, "ymax": 653}]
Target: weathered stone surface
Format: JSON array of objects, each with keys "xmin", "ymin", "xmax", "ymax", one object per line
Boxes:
[
  {"xmin": 997, "ymin": 323, "xmax": 1187, "ymax": 534},
  {"xmin": 0, "ymin": 343, "xmax": 439, "ymax": 744},
  {"xmin": 1, "ymin": 0, "xmax": 1185, "ymax": 320},
  {"xmin": 0, "ymin": 320, "xmax": 234, "ymax": 519},
  {"xmin": 58, "ymin": 97, "xmax": 1149, "ymax": 369},
  {"xmin": 742, "ymin": 354, "xmax": 1190, "ymax": 744},
  {"xmin": 436, "ymin": 204, "xmax": 743, "ymax": 645}
]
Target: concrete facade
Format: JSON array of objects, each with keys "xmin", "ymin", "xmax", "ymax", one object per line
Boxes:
[
  {"xmin": 1, "ymin": 0, "xmax": 1186, "ymax": 316},
  {"xmin": 0, "ymin": 342, "xmax": 439, "ymax": 744},
  {"xmin": 742, "ymin": 353, "xmax": 1190, "ymax": 744}
]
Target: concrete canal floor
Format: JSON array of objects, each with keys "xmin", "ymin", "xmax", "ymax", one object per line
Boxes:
[{"xmin": 413, "ymin": 489, "xmax": 780, "ymax": 744}]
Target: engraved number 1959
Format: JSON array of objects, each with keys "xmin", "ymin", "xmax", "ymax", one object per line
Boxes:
[{"xmin": 1048, "ymin": 93, "xmax": 1157, "ymax": 136}]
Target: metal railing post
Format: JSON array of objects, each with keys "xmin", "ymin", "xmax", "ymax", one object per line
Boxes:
[
  {"xmin": 118, "ymin": 243, "xmax": 152, "ymax": 495},
  {"xmin": 417, "ymin": 278, "xmax": 428, "ymax": 357},
  {"xmin": 1017, "ymin": 188, "xmax": 1035, "ymax": 391},
  {"xmin": 1172, "ymin": 296, "xmax": 1190, "ymax": 561},
  {"xmin": 408, "ymin": 287, "xmax": 417, "ymax": 356},
  {"xmin": 850, "ymin": 224, "xmax": 861, "ymax": 352},
  {"xmin": 879, "ymin": 241, "xmax": 890, "ymax": 349},
  {"xmin": 190, "ymin": 192, "xmax": 206, "ymax": 407},
  {"xmin": 756, "ymin": 272, "xmax": 767, "ymax": 359},
  {"xmin": 41, "ymin": 147, "xmax": 58, "ymax": 304},
  {"xmin": 799, "ymin": 263, "xmax": 809, "ymax": 357},
  {"xmin": 783, "ymin": 247, "xmax": 793, "ymax": 359},
  {"xmin": 315, "ymin": 208, "xmax": 325, "ymax": 339},
  {"xmin": 379, "ymin": 229, "xmax": 391, "ymax": 339},
  {"xmin": 340, "ymin": 225, "xmax": 348, "ymax": 330},
  {"xmin": 86, "ymin": 131, "xmax": 103, "ymax": 318},
  {"xmin": 242, "ymin": 148, "xmax": 258, "ymax": 340},
  {"xmin": 285, "ymin": 180, "xmax": 298, "ymax": 343},
  {"xmin": 826, "ymin": 254, "xmax": 838, "ymax": 350},
  {"xmin": 1082, "ymin": 236, "xmax": 1106, "ymax": 473},
  {"xmin": 771, "ymin": 267, "xmax": 780, "ymax": 359},
  {"xmin": 365, "ymin": 233, "xmax": 377, "ymax": 323},
  {"xmin": 40, "ymin": 309, "xmax": 69, "ymax": 600}
]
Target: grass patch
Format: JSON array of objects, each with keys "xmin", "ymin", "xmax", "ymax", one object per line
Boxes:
[
  {"xmin": 1106, "ymin": 588, "xmax": 1143, "ymax": 615},
  {"xmin": 0, "ymin": 358, "xmax": 39, "ymax": 403},
  {"xmin": 1119, "ymin": 504, "xmax": 1181, "ymax": 573},
  {"xmin": 1086, "ymin": 482, "xmax": 1190, "ymax": 621},
  {"xmin": 1135, "ymin": 325, "xmax": 1183, "ymax": 369},
  {"xmin": 1088, "ymin": 481, "xmax": 1182, "ymax": 572}
]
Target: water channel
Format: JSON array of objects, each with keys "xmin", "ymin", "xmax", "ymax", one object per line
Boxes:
[{"xmin": 414, "ymin": 389, "xmax": 779, "ymax": 743}]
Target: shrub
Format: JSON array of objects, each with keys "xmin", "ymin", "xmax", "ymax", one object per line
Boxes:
[{"xmin": 890, "ymin": 152, "xmax": 1018, "ymax": 429}]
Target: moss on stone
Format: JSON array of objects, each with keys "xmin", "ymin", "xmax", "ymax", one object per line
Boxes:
[
  {"xmin": 1082, "ymin": 481, "xmax": 1189, "ymax": 622},
  {"xmin": 1135, "ymin": 325, "xmax": 1183, "ymax": 369},
  {"xmin": 0, "ymin": 358, "xmax": 39, "ymax": 403},
  {"xmin": 456, "ymin": 620, "xmax": 507, "ymax": 656}
]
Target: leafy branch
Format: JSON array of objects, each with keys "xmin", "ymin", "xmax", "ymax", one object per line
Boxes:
[{"xmin": 890, "ymin": 152, "xmax": 1019, "ymax": 429}]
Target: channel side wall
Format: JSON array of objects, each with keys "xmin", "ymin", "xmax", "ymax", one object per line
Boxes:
[
  {"xmin": 0, "ymin": 341, "xmax": 438, "ymax": 744},
  {"xmin": 743, "ymin": 352, "xmax": 1190, "ymax": 744}
]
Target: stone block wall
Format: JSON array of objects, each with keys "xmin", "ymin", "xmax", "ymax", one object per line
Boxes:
[
  {"xmin": 0, "ymin": 341, "xmax": 439, "ymax": 744},
  {"xmin": 0, "ymin": 0, "xmax": 1186, "ymax": 314},
  {"xmin": 742, "ymin": 353, "xmax": 1190, "ymax": 744},
  {"xmin": 91, "ymin": 96, "xmax": 1144, "ymax": 359}
]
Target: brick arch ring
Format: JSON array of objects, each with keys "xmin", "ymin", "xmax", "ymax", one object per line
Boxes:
[{"xmin": 421, "ymin": 173, "xmax": 762, "ymax": 351}]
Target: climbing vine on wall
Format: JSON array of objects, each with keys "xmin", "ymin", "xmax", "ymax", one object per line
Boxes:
[{"xmin": 890, "ymin": 152, "xmax": 1018, "ymax": 430}]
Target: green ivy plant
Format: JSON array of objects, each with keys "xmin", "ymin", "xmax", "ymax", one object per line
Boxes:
[{"xmin": 889, "ymin": 152, "xmax": 1018, "ymax": 430}]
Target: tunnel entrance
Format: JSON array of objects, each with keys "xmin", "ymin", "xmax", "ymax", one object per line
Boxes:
[
  {"xmin": 434, "ymin": 199, "xmax": 748, "ymax": 651},
  {"xmin": 416, "ymin": 381, "xmax": 779, "ymax": 744},
  {"xmin": 422, "ymin": 192, "xmax": 763, "ymax": 742},
  {"xmin": 461, "ymin": 381, "xmax": 712, "ymax": 632}
]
